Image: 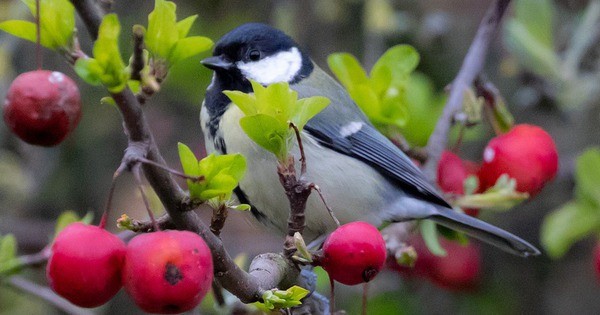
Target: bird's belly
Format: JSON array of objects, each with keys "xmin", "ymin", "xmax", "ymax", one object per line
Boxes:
[{"xmin": 219, "ymin": 106, "xmax": 395, "ymax": 240}]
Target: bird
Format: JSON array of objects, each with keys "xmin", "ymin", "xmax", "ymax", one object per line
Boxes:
[{"xmin": 199, "ymin": 23, "xmax": 540, "ymax": 257}]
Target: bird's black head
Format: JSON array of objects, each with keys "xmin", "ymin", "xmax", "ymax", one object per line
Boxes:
[{"xmin": 201, "ymin": 23, "xmax": 313, "ymax": 87}]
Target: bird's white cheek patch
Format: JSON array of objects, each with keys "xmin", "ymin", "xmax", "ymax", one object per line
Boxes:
[{"xmin": 237, "ymin": 47, "xmax": 302, "ymax": 85}]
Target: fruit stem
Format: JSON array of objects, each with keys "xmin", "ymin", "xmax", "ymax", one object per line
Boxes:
[
  {"xmin": 362, "ymin": 282, "xmax": 369, "ymax": 315},
  {"xmin": 35, "ymin": 0, "xmax": 42, "ymax": 70},
  {"xmin": 99, "ymin": 164, "xmax": 127, "ymax": 230},
  {"xmin": 133, "ymin": 164, "xmax": 160, "ymax": 232},
  {"xmin": 329, "ymin": 277, "xmax": 335, "ymax": 314}
]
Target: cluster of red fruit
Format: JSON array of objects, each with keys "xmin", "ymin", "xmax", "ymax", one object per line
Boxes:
[
  {"xmin": 438, "ymin": 124, "xmax": 559, "ymax": 215},
  {"xmin": 3, "ymin": 70, "xmax": 82, "ymax": 146},
  {"xmin": 47, "ymin": 223, "xmax": 213, "ymax": 314},
  {"xmin": 397, "ymin": 124, "xmax": 558, "ymax": 291}
]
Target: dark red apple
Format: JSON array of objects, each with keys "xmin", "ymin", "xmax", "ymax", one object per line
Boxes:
[
  {"xmin": 122, "ymin": 230, "xmax": 213, "ymax": 314},
  {"xmin": 3, "ymin": 70, "xmax": 81, "ymax": 146},
  {"xmin": 46, "ymin": 222, "xmax": 126, "ymax": 308}
]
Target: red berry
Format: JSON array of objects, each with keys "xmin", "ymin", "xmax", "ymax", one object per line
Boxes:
[
  {"xmin": 478, "ymin": 124, "xmax": 558, "ymax": 196},
  {"xmin": 47, "ymin": 223, "xmax": 126, "ymax": 308},
  {"xmin": 3, "ymin": 70, "xmax": 81, "ymax": 146},
  {"xmin": 391, "ymin": 235, "xmax": 481, "ymax": 292},
  {"xmin": 320, "ymin": 222, "xmax": 387, "ymax": 286},
  {"xmin": 438, "ymin": 151, "xmax": 471, "ymax": 195},
  {"xmin": 122, "ymin": 230, "xmax": 213, "ymax": 314},
  {"xmin": 428, "ymin": 238, "xmax": 481, "ymax": 291},
  {"xmin": 437, "ymin": 151, "xmax": 480, "ymax": 217}
]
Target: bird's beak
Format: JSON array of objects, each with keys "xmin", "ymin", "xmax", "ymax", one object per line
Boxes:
[{"xmin": 201, "ymin": 55, "xmax": 233, "ymax": 71}]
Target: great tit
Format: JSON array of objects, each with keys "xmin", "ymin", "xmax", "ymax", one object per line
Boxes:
[{"xmin": 200, "ymin": 23, "xmax": 540, "ymax": 257}]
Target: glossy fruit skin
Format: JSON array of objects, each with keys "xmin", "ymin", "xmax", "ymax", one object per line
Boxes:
[
  {"xmin": 321, "ymin": 222, "xmax": 387, "ymax": 286},
  {"xmin": 478, "ymin": 124, "xmax": 558, "ymax": 196},
  {"xmin": 46, "ymin": 223, "xmax": 126, "ymax": 308},
  {"xmin": 392, "ymin": 235, "xmax": 481, "ymax": 292},
  {"xmin": 437, "ymin": 151, "xmax": 480, "ymax": 217},
  {"xmin": 122, "ymin": 230, "xmax": 213, "ymax": 314},
  {"xmin": 3, "ymin": 70, "xmax": 81, "ymax": 146}
]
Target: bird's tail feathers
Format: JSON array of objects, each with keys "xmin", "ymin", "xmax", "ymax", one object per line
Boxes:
[
  {"xmin": 386, "ymin": 198, "xmax": 540, "ymax": 257},
  {"xmin": 428, "ymin": 206, "xmax": 540, "ymax": 257}
]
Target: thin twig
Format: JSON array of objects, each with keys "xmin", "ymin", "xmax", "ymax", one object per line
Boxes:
[
  {"xmin": 423, "ymin": 0, "xmax": 512, "ymax": 181},
  {"xmin": 290, "ymin": 122, "xmax": 307, "ymax": 176},
  {"xmin": 130, "ymin": 25, "xmax": 145, "ymax": 81},
  {"xmin": 135, "ymin": 156, "xmax": 204, "ymax": 182},
  {"xmin": 5, "ymin": 276, "xmax": 94, "ymax": 315},
  {"xmin": 35, "ymin": 0, "xmax": 41, "ymax": 70},
  {"xmin": 211, "ymin": 281, "xmax": 226, "ymax": 306},
  {"xmin": 310, "ymin": 184, "xmax": 340, "ymax": 227},
  {"xmin": 0, "ymin": 247, "xmax": 51, "ymax": 275}
]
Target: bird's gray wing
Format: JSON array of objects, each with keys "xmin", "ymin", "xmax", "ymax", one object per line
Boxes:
[{"xmin": 304, "ymin": 117, "xmax": 452, "ymax": 209}]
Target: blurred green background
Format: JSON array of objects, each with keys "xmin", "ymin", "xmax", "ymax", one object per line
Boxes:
[{"xmin": 1, "ymin": 0, "xmax": 600, "ymax": 314}]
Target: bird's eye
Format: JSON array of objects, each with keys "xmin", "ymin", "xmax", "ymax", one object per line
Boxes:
[{"xmin": 248, "ymin": 49, "xmax": 261, "ymax": 61}]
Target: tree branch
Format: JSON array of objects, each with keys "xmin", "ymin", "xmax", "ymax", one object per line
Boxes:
[
  {"xmin": 5, "ymin": 276, "xmax": 94, "ymax": 315},
  {"xmin": 423, "ymin": 0, "xmax": 511, "ymax": 180},
  {"xmin": 71, "ymin": 0, "xmax": 104, "ymax": 41},
  {"xmin": 69, "ymin": 0, "xmax": 272, "ymax": 305}
]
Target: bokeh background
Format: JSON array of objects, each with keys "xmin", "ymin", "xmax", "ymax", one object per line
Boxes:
[{"xmin": 1, "ymin": 0, "xmax": 599, "ymax": 314}]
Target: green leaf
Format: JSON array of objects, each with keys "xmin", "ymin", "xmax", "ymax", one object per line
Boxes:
[
  {"xmin": 230, "ymin": 204, "xmax": 251, "ymax": 211},
  {"xmin": 74, "ymin": 58, "xmax": 103, "ymax": 86},
  {"xmin": 177, "ymin": 142, "xmax": 202, "ymax": 198},
  {"xmin": 22, "ymin": 0, "xmax": 75, "ymax": 49},
  {"xmin": 240, "ymin": 114, "xmax": 290, "ymax": 160},
  {"xmin": 168, "ymin": 36, "xmax": 213, "ymax": 64},
  {"xmin": 53, "ymin": 211, "xmax": 92, "ymax": 239},
  {"xmin": 223, "ymin": 90, "xmax": 258, "ymax": 116},
  {"xmin": 541, "ymin": 201, "xmax": 600, "ymax": 258},
  {"xmin": 574, "ymin": 148, "xmax": 600, "ymax": 207},
  {"xmin": 0, "ymin": 234, "xmax": 17, "ymax": 264},
  {"xmin": 0, "ymin": 20, "xmax": 55, "ymax": 49},
  {"xmin": 370, "ymin": 44, "xmax": 419, "ymax": 94},
  {"xmin": 349, "ymin": 84, "xmax": 381, "ymax": 123},
  {"xmin": 176, "ymin": 15, "xmax": 197, "ymax": 39},
  {"xmin": 514, "ymin": 0, "xmax": 555, "ymax": 48},
  {"xmin": 90, "ymin": 14, "xmax": 129, "ymax": 92},
  {"xmin": 327, "ymin": 53, "xmax": 370, "ymax": 90},
  {"xmin": 504, "ymin": 20, "xmax": 560, "ymax": 79},
  {"xmin": 292, "ymin": 96, "xmax": 330, "ymax": 129},
  {"xmin": 254, "ymin": 286, "xmax": 309, "ymax": 310},
  {"xmin": 420, "ymin": 220, "xmax": 446, "ymax": 256},
  {"xmin": 456, "ymin": 174, "xmax": 528, "ymax": 210},
  {"xmin": 146, "ymin": 0, "xmax": 179, "ymax": 59}
]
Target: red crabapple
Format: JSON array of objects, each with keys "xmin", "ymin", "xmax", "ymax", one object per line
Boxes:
[
  {"xmin": 320, "ymin": 222, "xmax": 387, "ymax": 286},
  {"xmin": 478, "ymin": 124, "xmax": 558, "ymax": 196},
  {"xmin": 3, "ymin": 70, "xmax": 81, "ymax": 146},
  {"xmin": 122, "ymin": 230, "xmax": 213, "ymax": 314},
  {"xmin": 46, "ymin": 222, "xmax": 126, "ymax": 308}
]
